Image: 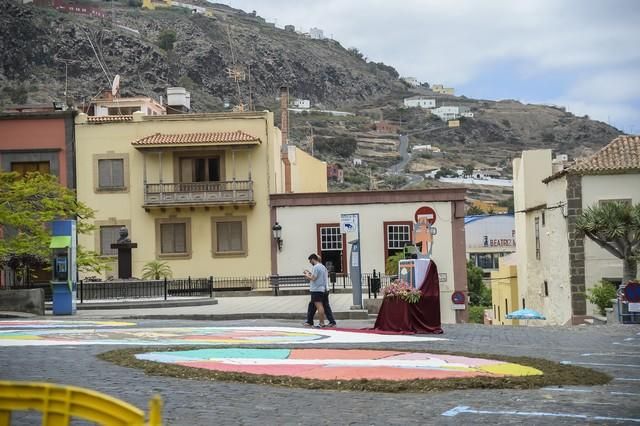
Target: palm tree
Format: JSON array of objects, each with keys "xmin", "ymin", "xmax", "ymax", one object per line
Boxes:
[
  {"xmin": 576, "ymin": 201, "xmax": 640, "ymax": 283},
  {"xmin": 141, "ymin": 260, "xmax": 173, "ymax": 280}
]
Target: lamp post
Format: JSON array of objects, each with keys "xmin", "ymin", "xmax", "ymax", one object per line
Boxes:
[{"xmin": 272, "ymin": 222, "xmax": 283, "ymax": 251}]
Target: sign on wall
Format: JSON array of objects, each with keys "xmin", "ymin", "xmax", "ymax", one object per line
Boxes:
[{"xmin": 340, "ymin": 214, "xmax": 358, "ymax": 234}]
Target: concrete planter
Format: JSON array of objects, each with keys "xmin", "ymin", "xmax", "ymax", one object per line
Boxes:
[{"xmin": 0, "ymin": 288, "xmax": 45, "ymax": 316}]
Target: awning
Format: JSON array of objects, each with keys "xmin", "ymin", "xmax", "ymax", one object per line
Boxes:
[{"xmin": 49, "ymin": 236, "xmax": 71, "ymax": 249}]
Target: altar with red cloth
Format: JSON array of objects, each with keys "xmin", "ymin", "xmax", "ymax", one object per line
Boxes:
[{"xmin": 373, "ymin": 260, "xmax": 443, "ymax": 334}]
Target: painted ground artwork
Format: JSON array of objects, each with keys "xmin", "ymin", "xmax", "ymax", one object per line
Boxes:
[
  {"xmin": 0, "ymin": 320, "xmax": 135, "ymax": 329},
  {"xmin": 0, "ymin": 326, "xmax": 445, "ymax": 347},
  {"xmin": 136, "ymin": 348, "xmax": 543, "ymax": 381}
]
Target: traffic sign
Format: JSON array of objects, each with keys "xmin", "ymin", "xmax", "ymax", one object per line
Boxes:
[
  {"xmin": 451, "ymin": 291, "xmax": 466, "ymax": 305},
  {"xmin": 624, "ymin": 281, "xmax": 640, "ymax": 303},
  {"xmin": 415, "ymin": 206, "xmax": 437, "ymax": 225},
  {"xmin": 340, "ymin": 214, "xmax": 358, "ymax": 233}
]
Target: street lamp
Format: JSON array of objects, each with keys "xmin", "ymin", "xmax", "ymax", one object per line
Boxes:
[{"xmin": 272, "ymin": 222, "xmax": 283, "ymax": 251}]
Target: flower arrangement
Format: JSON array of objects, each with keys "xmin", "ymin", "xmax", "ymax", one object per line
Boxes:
[{"xmin": 383, "ymin": 280, "xmax": 422, "ymax": 304}]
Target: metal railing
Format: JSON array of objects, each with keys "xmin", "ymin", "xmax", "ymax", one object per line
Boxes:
[
  {"xmin": 7, "ymin": 271, "xmax": 397, "ymax": 303},
  {"xmin": 144, "ymin": 181, "xmax": 254, "ymax": 206},
  {"xmin": 78, "ymin": 277, "xmax": 214, "ymax": 302}
]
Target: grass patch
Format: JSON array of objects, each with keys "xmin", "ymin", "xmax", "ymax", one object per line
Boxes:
[{"xmin": 97, "ymin": 346, "xmax": 611, "ymax": 393}]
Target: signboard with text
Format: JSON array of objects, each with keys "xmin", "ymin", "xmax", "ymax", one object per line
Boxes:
[{"xmin": 340, "ymin": 214, "xmax": 358, "ymax": 234}]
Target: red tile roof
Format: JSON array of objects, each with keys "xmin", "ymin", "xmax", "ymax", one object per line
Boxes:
[
  {"xmin": 544, "ymin": 135, "xmax": 640, "ymax": 182},
  {"xmin": 132, "ymin": 131, "xmax": 261, "ymax": 147},
  {"xmin": 87, "ymin": 115, "xmax": 133, "ymax": 123}
]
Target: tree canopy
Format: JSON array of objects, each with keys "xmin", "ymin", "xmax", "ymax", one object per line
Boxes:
[
  {"xmin": 576, "ymin": 201, "xmax": 640, "ymax": 283},
  {"xmin": 0, "ymin": 172, "xmax": 105, "ymax": 283}
]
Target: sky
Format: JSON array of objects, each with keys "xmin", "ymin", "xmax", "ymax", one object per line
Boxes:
[{"xmin": 220, "ymin": 0, "xmax": 640, "ymax": 133}]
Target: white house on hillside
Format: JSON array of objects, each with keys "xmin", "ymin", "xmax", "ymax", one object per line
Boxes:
[
  {"xmin": 310, "ymin": 27, "xmax": 324, "ymax": 39},
  {"xmin": 403, "ymin": 97, "xmax": 436, "ymax": 109},
  {"xmin": 292, "ymin": 99, "xmax": 310, "ymax": 109},
  {"xmin": 431, "ymin": 106, "xmax": 473, "ymax": 121}
]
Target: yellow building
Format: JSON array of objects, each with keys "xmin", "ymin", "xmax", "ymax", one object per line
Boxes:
[
  {"xmin": 490, "ymin": 253, "xmax": 519, "ymax": 325},
  {"xmin": 75, "ymin": 110, "xmax": 326, "ymax": 279}
]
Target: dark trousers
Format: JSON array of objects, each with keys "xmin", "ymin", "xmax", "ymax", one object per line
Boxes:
[{"xmin": 306, "ymin": 291, "xmax": 336, "ymax": 324}]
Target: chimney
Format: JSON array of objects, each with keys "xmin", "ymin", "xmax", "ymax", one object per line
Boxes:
[{"xmin": 279, "ymin": 86, "xmax": 289, "ymax": 146}]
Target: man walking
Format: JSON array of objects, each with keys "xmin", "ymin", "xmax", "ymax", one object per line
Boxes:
[
  {"xmin": 305, "ymin": 261, "xmax": 337, "ymax": 327},
  {"xmin": 303, "ymin": 254, "xmax": 332, "ymax": 328}
]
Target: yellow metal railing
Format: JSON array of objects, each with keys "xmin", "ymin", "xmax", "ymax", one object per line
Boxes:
[{"xmin": 0, "ymin": 381, "xmax": 162, "ymax": 426}]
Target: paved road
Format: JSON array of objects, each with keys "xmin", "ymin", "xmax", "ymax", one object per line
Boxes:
[{"xmin": 1, "ymin": 320, "xmax": 639, "ymax": 425}]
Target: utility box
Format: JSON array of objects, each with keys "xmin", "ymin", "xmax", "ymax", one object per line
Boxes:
[{"xmin": 49, "ymin": 220, "xmax": 77, "ymax": 315}]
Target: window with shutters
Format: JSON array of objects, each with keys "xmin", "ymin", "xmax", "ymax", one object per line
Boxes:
[
  {"xmin": 98, "ymin": 159, "xmax": 124, "ymax": 188},
  {"xmin": 212, "ymin": 217, "xmax": 247, "ymax": 257},
  {"xmin": 155, "ymin": 218, "xmax": 191, "ymax": 258},
  {"xmin": 93, "ymin": 153, "xmax": 129, "ymax": 192},
  {"xmin": 99, "ymin": 225, "xmax": 121, "ymax": 256},
  {"xmin": 11, "ymin": 161, "xmax": 50, "ymax": 176}
]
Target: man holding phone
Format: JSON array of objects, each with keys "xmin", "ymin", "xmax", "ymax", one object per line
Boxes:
[{"xmin": 303, "ymin": 253, "xmax": 329, "ymax": 328}]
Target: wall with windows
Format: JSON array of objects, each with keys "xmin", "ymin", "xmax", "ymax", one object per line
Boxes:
[
  {"xmin": 0, "ymin": 111, "xmax": 75, "ymax": 187},
  {"xmin": 535, "ymin": 176, "xmax": 572, "ymax": 324},
  {"xmin": 75, "ymin": 111, "xmax": 287, "ymax": 278},
  {"xmin": 272, "ymin": 193, "xmax": 466, "ymax": 324},
  {"xmin": 582, "ymin": 173, "xmax": 640, "ymax": 315},
  {"xmin": 465, "ymin": 214, "xmax": 515, "ymax": 273}
]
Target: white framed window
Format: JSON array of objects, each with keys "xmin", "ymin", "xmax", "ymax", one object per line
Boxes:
[
  {"xmin": 320, "ymin": 226, "xmax": 342, "ymax": 251},
  {"xmin": 386, "ymin": 224, "xmax": 411, "ymax": 249}
]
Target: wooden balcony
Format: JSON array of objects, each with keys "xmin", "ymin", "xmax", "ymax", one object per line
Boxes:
[{"xmin": 143, "ymin": 181, "xmax": 254, "ymax": 208}]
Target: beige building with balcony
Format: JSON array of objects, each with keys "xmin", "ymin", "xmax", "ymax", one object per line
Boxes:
[
  {"xmin": 75, "ymin": 111, "xmax": 326, "ymax": 279},
  {"xmin": 513, "ymin": 136, "xmax": 640, "ymax": 325}
]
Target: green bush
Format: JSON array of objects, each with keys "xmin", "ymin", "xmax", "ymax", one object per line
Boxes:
[
  {"xmin": 468, "ymin": 306, "xmax": 486, "ymax": 324},
  {"xmin": 587, "ymin": 280, "xmax": 618, "ymax": 315},
  {"xmin": 158, "ymin": 29, "xmax": 177, "ymax": 51}
]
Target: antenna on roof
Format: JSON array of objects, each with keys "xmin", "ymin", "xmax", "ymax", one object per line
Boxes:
[{"xmin": 112, "ymin": 74, "xmax": 121, "ymax": 98}]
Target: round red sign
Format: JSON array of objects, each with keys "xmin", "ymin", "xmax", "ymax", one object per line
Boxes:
[
  {"xmin": 414, "ymin": 206, "xmax": 437, "ymax": 225},
  {"xmin": 624, "ymin": 281, "xmax": 640, "ymax": 303},
  {"xmin": 451, "ymin": 291, "xmax": 466, "ymax": 305}
]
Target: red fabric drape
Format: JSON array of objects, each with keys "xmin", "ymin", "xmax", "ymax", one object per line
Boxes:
[{"xmin": 373, "ymin": 260, "xmax": 443, "ymax": 334}]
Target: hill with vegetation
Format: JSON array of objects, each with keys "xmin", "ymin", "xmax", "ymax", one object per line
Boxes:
[{"xmin": 0, "ymin": 0, "xmax": 623, "ymax": 200}]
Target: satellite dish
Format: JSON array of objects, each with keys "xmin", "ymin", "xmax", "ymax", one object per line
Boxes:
[{"xmin": 111, "ymin": 74, "xmax": 120, "ymax": 97}]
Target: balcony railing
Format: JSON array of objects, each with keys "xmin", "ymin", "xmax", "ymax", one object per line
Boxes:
[{"xmin": 143, "ymin": 180, "xmax": 254, "ymax": 207}]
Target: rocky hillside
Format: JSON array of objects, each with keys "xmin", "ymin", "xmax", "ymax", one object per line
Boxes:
[
  {"xmin": 0, "ymin": 0, "xmax": 404, "ymax": 111},
  {"xmin": 0, "ymin": 0, "xmax": 624, "ymax": 197}
]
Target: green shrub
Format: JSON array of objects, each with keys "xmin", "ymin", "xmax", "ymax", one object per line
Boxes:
[
  {"xmin": 468, "ymin": 305, "xmax": 486, "ymax": 324},
  {"xmin": 141, "ymin": 260, "xmax": 173, "ymax": 280},
  {"xmin": 587, "ymin": 280, "xmax": 618, "ymax": 315},
  {"xmin": 158, "ymin": 29, "xmax": 177, "ymax": 51}
]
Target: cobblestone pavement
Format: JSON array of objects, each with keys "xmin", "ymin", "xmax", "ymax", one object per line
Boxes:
[{"xmin": 1, "ymin": 319, "xmax": 639, "ymax": 425}]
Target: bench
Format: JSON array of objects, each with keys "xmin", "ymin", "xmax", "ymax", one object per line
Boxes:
[{"xmin": 269, "ymin": 275, "xmax": 308, "ymax": 296}]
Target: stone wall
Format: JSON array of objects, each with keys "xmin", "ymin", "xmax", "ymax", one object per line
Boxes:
[
  {"xmin": 0, "ymin": 288, "xmax": 45, "ymax": 315},
  {"xmin": 566, "ymin": 174, "xmax": 586, "ymax": 317}
]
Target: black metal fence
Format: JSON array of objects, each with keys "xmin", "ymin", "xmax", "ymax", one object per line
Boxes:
[
  {"xmin": 78, "ymin": 277, "xmax": 214, "ymax": 302},
  {"xmin": 5, "ymin": 271, "xmax": 396, "ymax": 303}
]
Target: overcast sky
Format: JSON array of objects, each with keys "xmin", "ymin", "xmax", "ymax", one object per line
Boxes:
[{"xmin": 222, "ymin": 0, "xmax": 640, "ymax": 133}]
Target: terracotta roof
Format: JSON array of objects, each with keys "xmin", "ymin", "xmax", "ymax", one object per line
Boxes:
[
  {"xmin": 132, "ymin": 131, "xmax": 261, "ymax": 147},
  {"xmin": 87, "ymin": 115, "xmax": 133, "ymax": 123},
  {"xmin": 543, "ymin": 135, "xmax": 640, "ymax": 182}
]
